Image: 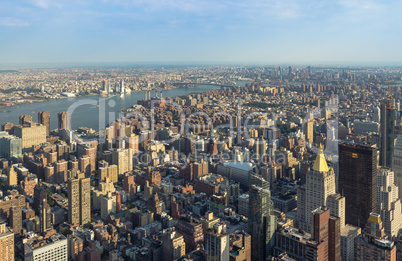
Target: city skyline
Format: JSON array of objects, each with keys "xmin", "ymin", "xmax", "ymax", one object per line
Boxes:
[{"xmin": 1, "ymin": 0, "xmax": 402, "ymax": 65}]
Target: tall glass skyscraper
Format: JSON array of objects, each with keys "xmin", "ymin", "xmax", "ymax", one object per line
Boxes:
[
  {"xmin": 248, "ymin": 174, "xmax": 276, "ymax": 260},
  {"xmin": 380, "ymin": 94, "xmax": 396, "ymax": 167}
]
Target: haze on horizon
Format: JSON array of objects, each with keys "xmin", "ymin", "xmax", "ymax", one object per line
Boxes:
[{"xmin": 1, "ymin": 0, "xmax": 402, "ymax": 65}]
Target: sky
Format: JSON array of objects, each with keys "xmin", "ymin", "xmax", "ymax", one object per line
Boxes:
[{"xmin": 1, "ymin": 0, "xmax": 402, "ymax": 65}]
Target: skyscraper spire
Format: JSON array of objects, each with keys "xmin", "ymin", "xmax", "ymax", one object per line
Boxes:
[{"xmin": 312, "ymin": 144, "xmax": 329, "ymax": 172}]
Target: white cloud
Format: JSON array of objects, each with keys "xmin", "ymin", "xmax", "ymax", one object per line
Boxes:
[
  {"xmin": 102, "ymin": 0, "xmax": 226, "ymax": 13},
  {"xmin": 0, "ymin": 17, "xmax": 29, "ymax": 26},
  {"xmin": 28, "ymin": 0, "xmax": 65, "ymax": 9},
  {"xmin": 338, "ymin": 0, "xmax": 384, "ymax": 10}
]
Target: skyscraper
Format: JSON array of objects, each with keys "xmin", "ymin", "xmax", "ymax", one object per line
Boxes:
[
  {"xmin": 160, "ymin": 228, "xmax": 186, "ymax": 261},
  {"xmin": 68, "ymin": 178, "xmax": 80, "ymax": 225},
  {"xmin": 79, "ymin": 177, "xmax": 91, "ymax": 225},
  {"xmin": 68, "ymin": 177, "xmax": 90, "ymax": 225},
  {"xmin": 303, "ymin": 120, "xmax": 314, "ymax": 144},
  {"xmin": 39, "ymin": 198, "xmax": 52, "ymax": 233},
  {"xmin": 380, "ymin": 94, "xmax": 396, "ymax": 167},
  {"xmin": 205, "ymin": 222, "xmax": 229, "ymax": 261},
  {"xmin": 58, "ymin": 112, "xmax": 70, "ymax": 130},
  {"xmin": 10, "ymin": 206, "xmax": 22, "ymax": 235},
  {"xmin": 376, "ymin": 167, "xmax": 402, "ymax": 239},
  {"xmin": 392, "ymin": 134, "xmax": 402, "ymax": 199},
  {"xmin": 354, "ymin": 213, "xmax": 396, "ymax": 260},
  {"xmin": 339, "ymin": 143, "xmax": 377, "ymax": 228},
  {"xmin": 296, "ymin": 147, "xmax": 344, "ymax": 231},
  {"xmin": 38, "ymin": 111, "xmax": 50, "ymax": 137},
  {"xmin": 0, "ymin": 222, "xmax": 14, "ymax": 261},
  {"xmin": 373, "ymin": 106, "xmax": 380, "ymax": 123},
  {"xmin": 305, "ymin": 206, "xmax": 341, "ymax": 261},
  {"xmin": 248, "ymin": 174, "xmax": 276, "ymax": 260}
]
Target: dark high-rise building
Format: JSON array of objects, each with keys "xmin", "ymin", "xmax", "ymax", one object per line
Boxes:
[
  {"xmin": 380, "ymin": 94, "xmax": 396, "ymax": 167},
  {"xmin": 339, "ymin": 143, "xmax": 377, "ymax": 228},
  {"xmin": 58, "ymin": 112, "xmax": 70, "ymax": 130},
  {"xmin": 248, "ymin": 174, "xmax": 276, "ymax": 260},
  {"xmin": 33, "ymin": 185, "xmax": 47, "ymax": 210},
  {"xmin": 39, "ymin": 198, "xmax": 52, "ymax": 233},
  {"xmin": 38, "ymin": 111, "xmax": 50, "ymax": 137},
  {"xmin": 10, "ymin": 206, "xmax": 22, "ymax": 235}
]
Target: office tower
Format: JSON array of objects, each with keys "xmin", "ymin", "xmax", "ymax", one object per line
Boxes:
[
  {"xmin": 19, "ymin": 114, "xmax": 32, "ymax": 125},
  {"xmin": 5, "ymin": 167, "xmax": 17, "ymax": 186},
  {"xmin": 10, "ymin": 206, "xmax": 22, "ymax": 235},
  {"xmin": 248, "ymin": 174, "xmax": 276, "ymax": 260},
  {"xmin": 205, "ymin": 222, "xmax": 229, "ymax": 261},
  {"xmin": 39, "ymin": 198, "xmax": 52, "ymax": 233},
  {"xmin": 161, "ymin": 228, "xmax": 186, "ymax": 261},
  {"xmin": 24, "ymin": 233, "xmax": 68, "ymax": 261},
  {"xmin": 68, "ymin": 177, "xmax": 91, "ymax": 225},
  {"xmin": 13, "ymin": 122, "xmax": 47, "ymax": 149},
  {"xmin": 33, "ymin": 185, "xmax": 47, "ymax": 209},
  {"xmin": 58, "ymin": 112, "xmax": 70, "ymax": 130},
  {"xmin": 0, "ymin": 222, "xmax": 14, "ymax": 261},
  {"xmin": 296, "ymin": 147, "xmax": 343, "ymax": 232},
  {"xmin": 254, "ymin": 137, "xmax": 267, "ymax": 161},
  {"xmin": 373, "ymin": 106, "xmax": 381, "ymax": 123},
  {"xmin": 38, "ymin": 111, "xmax": 50, "ymax": 137},
  {"xmin": 377, "ymin": 168, "xmax": 402, "ymax": 239},
  {"xmin": 339, "ymin": 143, "xmax": 377, "ymax": 228},
  {"xmin": 380, "ymin": 95, "xmax": 396, "ymax": 167},
  {"xmin": 176, "ymin": 216, "xmax": 204, "ymax": 253},
  {"xmin": 0, "ymin": 131, "xmax": 22, "ymax": 158},
  {"xmin": 354, "ymin": 213, "xmax": 396, "ymax": 260},
  {"xmin": 80, "ymin": 178, "xmax": 91, "ymax": 225},
  {"xmin": 327, "ymin": 194, "xmax": 346, "ymax": 229},
  {"xmin": 392, "ymin": 134, "xmax": 402, "ymax": 199},
  {"xmin": 303, "ymin": 120, "xmax": 314, "ymax": 144},
  {"xmin": 305, "ymin": 206, "xmax": 341, "ymax": 261},
  {"xmin": 340, "ymin": 225, "xmax": 361, "ymax": 261}
]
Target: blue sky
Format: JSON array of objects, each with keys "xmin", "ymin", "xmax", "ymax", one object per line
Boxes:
[{"xmin": 1, "ymin": 0, "xmax": 402, "ymax": 65}]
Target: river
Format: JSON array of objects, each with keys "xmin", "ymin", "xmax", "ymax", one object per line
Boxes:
[{"xmin": 0, "ymin": 84, "xmax": 223, "ymax": 131}]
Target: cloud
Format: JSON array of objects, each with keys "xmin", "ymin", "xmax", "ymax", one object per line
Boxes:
[
  {"xmin": 102, "ymin": 0, "xmax": 226, "ymax": 13},
  {"xmin": 0, "ymin": 17, "xmax": 29, "ymax": 26},
  {"xmin": 338, "ymin": 0, "xmax": 384, "ymax": 10},
  {"xmin": 28, "ymin": 0, "xmax": 64, "ymax": 9}
]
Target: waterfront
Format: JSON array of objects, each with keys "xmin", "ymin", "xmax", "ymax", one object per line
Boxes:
[{"xmin": 0, "ymin": 85, "xmax": 223, "ymax": 131}]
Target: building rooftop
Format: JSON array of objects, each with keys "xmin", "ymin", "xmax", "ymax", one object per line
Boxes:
[
  {"xmin": 340, "ymin": 224, "xmax": 361, "ymax": 236},
  {"xmin": 312, "ymin": 147, "xmax": 329, "ymax": 172}
]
